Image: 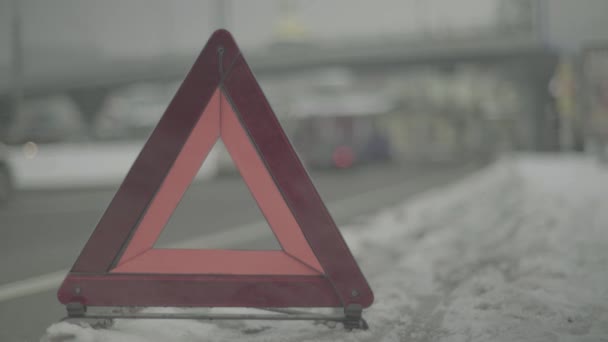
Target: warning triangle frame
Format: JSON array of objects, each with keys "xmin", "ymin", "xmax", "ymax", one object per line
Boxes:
[{"xmin": 58, "ymin": 29, "xmax": 373, "ymax": 310}]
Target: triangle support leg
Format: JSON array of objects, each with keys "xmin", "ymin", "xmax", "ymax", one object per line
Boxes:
[{"xmin": 63, "ymin": 304, "xmax": 369, "ymax": 330}]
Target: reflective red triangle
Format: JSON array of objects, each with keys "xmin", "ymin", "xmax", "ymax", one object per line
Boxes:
[{"xmin": 58, "ymin": 29, "xmax": 373, "ymax": 309}]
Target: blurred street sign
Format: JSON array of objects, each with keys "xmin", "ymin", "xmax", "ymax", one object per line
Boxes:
[{"xmin": 57, "ymin": 30, "xmax": 372, "ymax": 319}]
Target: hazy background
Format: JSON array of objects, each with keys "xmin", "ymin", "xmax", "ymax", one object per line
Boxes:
[
  {"xmin": 1, "ymin": 1, "xmax": 608, "ymax": 341},
  {"xmin": 1, "ymin": 0, "xmax": 607, "ymax": 162}
]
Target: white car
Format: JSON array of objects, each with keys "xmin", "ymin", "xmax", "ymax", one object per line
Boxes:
[
  {"xmin": 3, "ymin": 94, "xmax": 86, "ymax": 194},
  {"xmin": 0, "ymin": 143, "xmax": 14, "ymax": 204}
]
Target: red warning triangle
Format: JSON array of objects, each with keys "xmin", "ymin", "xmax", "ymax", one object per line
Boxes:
[{"xmin": 58, "ymin": 30, "xmax": 373, "ymax": 309}]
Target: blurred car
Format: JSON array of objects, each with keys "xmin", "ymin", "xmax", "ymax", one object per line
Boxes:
[
  {"xmin": 93, "ymin": 82, "xmax": 179, "ymax": 141},
  {"xmin": 0, "ymin": 90, "xmax": 216, "ymax": 190},
  {"xmin": 288, "ymin": 90, "xmax": 396, "ymax": 169},
  {"xmin": 0, "ymin": 143, "xmax": 14, "ymax": 204},
  {"xmin": 3, "ymin": 95, "xmax": 92, "ymax": 189}
]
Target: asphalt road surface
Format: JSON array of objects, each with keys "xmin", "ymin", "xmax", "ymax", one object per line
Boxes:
[{"xmin": 0, "ymin": 162, "xmax": 481, "ymax": 342}]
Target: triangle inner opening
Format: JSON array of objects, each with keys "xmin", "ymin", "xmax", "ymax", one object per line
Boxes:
[{"xmin": 154, "ymin": 140, "xmax": 282, "ymax": 250}]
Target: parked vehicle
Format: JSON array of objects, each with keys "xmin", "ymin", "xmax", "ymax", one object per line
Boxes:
[
  {"xmin": 5, "ymin": 95, "xmax": 87, "ymax": 145},
  {"xmin": 93, "ymin": 82, "xmax": 179, "ymax": 141},
  {"xmin": 288, "ymin": 90, "xmax": 396, "ymax": 168},
  {"xmin": 0, "ymin": 143, "xmax": 14, "ymax": 204}
]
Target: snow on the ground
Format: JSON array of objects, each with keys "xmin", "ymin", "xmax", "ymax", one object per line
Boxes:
[{"xmin": 43, "ymin": 154, "xmax": 608, "ymax": 342}]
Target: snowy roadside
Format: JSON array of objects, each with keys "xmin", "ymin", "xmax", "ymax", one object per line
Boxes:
[{"xmin": 43, "ymin": 154, "xmax": 608, "ymax": 342}]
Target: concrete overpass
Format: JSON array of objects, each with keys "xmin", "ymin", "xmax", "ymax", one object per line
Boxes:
[{"xmin": 0, "ymin": 32, "xmax": 557, "ymax": 149}]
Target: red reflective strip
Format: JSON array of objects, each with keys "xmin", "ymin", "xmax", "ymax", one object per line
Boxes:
[
  {"xmin": 111, "ymin": 250, "xmax": 320, "ymax": 275},
  {"xmin": 220, "ymin": 92, "xmax": 323, "ymax": 273},
  {"xmin": 117, "ymin": 90, "xmax": 221, "ymax": 265},
  {"xmin": 58, "ymin": 274, "xmax": 341, "ymax": 308}
]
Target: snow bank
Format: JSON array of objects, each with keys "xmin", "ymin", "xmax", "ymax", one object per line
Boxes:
[{"xmin": 43, "ymin": 155, "xmax": 608, "ymax": 341}]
